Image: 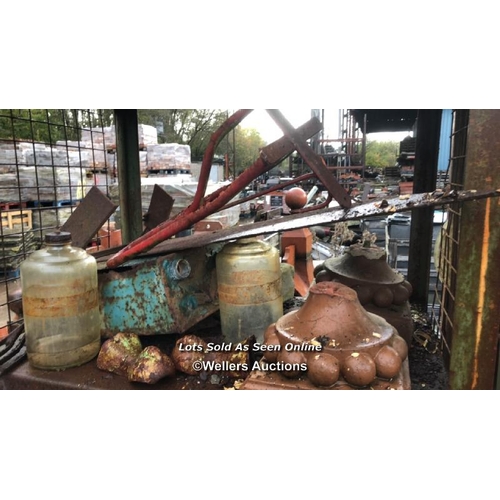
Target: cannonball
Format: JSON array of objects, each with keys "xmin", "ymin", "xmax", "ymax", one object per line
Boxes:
[
  {"xmin": 373, "ymin": 286, "xmax": 394, "ymax": 308},
  {"xmin": 307, "ymin": 353, "xmax": 340, "ymax": 387},
  {"xmin": 284, "ymin": 187, "xmax": 308, "ymax": 210},
  {"xmin": 392, "ymin": 284, "xmax": 410, "ymax": 305},
  {"xmin": 390, "ymin": 335, "xmax": 408, "ymax": 361},
  {"xmin": 342, "ymin": 352, "xmax": 377, "ymax": 387},
  {"xmin": 374, "ymin": 345, "xmax": 402, "ymax": 379},
  {"xmin": 353, "ymin": 285, "xmax": 373, "ymax": 305},
  {"xmin": 277, "ymin": 349, "xmax": 307, "ymax": 379},
  {"xmin": 262, "ymin": 324, "xmax": 280, "ymax": 362},
  {"xmin": 171, "ymin": 334, "xmax": 207, "ymax": 375}
]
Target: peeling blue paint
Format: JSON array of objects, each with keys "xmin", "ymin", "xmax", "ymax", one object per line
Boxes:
[
  {"xmin": 100, "ymin": 266, "xmax": 175, "ymax": 332},
  {"xmin": 98, "ymin": 249, "xmax": 219, "ymax": 336}
]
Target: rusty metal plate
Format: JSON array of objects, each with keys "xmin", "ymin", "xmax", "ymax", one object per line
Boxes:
[
  {"xmin": 143, "ymin": 184, "xmax": 174, "ymax": 232},
  {"xmin": 61, "ymin": 185, "xmax": 118, "ymax": 249}
]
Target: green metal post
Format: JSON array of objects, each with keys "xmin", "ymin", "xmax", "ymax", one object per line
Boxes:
[
  {"xmin": 449, "ymin": 109, "xmax": 500, "ymax": 390},
  {"xmin": 114, "ymin": 109, "xmax": 143, "ymax": 244}
]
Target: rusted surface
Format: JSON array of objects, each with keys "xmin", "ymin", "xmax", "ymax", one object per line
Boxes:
[
  {"xmin": 449, "ymin": 110, "xmax": 500, "ymax": 389},
  {"xmin": 217, "ymin": 274, "xmax": 282, "ymax": 305},
  {"xmin": 194, "ymin": 220, "xmax": 224, "ymax": 232},
  {"xmin": 143, "ymin": 184, "xmax": 174, "ymax": 232},
  {"xmin": 61, "ymin": 185, "xmax": 118, "ymax": 249},
  {"xmin": 140, "ymin": 188, "xmax": 500, "ymax": 257},
  {"xmin": 281, "ymin": 229, "xmax": 315, "ymax": 297},
  {"xmin": 281, "ymin": 228, "xmax": 313, "ymax": 258},
  {"xmin": 22, "ymin": 288, "xmax": 98, "ymax": 318},
  {"xmin": 98, "ymin": 246, "xmax": 219, "ymax": 337}
]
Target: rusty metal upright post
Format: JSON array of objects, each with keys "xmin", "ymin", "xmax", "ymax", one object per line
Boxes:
[
  {"xmin": 114, "ymin": 109, "xmax": 143, "ymax": 244},
  {"xmin": 449, "ymin": 109, "xmax": 500, "ymax": 390}
]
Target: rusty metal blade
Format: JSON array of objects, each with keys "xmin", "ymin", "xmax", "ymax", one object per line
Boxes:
[
  {"xmin": 135, "ymin": 188, "xmax": 500, "ymax": 257},
  {"xmin": 266, "ymin": 109, "xmax": 352, "ymax": 209},
  {"xmin": 143, "ymin": 184, "xmax": 175, "ymax": 232},
  {"xmin": 61, "ymin": 185, "xmax": 118, "ymax": 249}
]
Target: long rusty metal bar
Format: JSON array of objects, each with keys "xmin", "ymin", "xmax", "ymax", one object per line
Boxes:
[{"xmin": 107, "ymin": 188, "xmax": 500, "ymax": 261}]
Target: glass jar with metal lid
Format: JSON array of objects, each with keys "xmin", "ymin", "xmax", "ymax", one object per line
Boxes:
[
  {"xmin": 20, "ymin": 231, "xmax": 101, "ymax": 370},
  {"xmin": 216, "ymin": 237, "xmax": 283, "ymax": 344}
]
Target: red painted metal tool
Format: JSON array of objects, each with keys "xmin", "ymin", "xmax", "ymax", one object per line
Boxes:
[{"xmin": 106, "ymin": 111, "xmax": 324, "ymax": 269}]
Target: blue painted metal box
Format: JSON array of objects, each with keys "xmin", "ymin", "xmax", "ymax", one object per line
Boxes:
[{"xmin": 97, "ymin": 245, "xmax": 221, "ymax": 337}]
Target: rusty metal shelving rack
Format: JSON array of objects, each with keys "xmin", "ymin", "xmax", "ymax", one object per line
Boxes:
[{"xmin": 289, "ymin": 109, "xmax": 366, "ymax": 192}]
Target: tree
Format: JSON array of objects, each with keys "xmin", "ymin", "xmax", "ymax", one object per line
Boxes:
[
  {"xmin": 0, "ymin": 109, "xmax": 114, "ymax": 144},
  {"xmin": 137, "ymin": 109, "xmax": 267, "ymax": 174},
  {"xmin": 364, "ymin": 140, "xmax": 399, "ymax": 168},
  {"xmin": 137, "ymin": 109, "xmax": 229, "ymax": 160},
  {"xmin": 233, "ymin": 126, "xmax": 267, "ymax": 174},
  {"xmin": 0, "ymin": 109, "xmax": 267, "ymax": 171}
]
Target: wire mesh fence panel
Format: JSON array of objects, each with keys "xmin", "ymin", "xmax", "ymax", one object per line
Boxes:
[
  {"xmin": 429, "ymin": 109, "xmax": 468, "ymax": 366},
  {"xmin": 0, "ymin": 109, "xmax": 117, "ymax": 337}
]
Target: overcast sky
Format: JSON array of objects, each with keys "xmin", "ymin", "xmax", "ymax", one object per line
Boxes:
[{"xmin": 241, "ymin": 109, "xmax": 411, "ymax": 144}]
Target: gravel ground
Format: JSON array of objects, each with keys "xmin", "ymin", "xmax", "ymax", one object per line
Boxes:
[{"xmin": 408, "ymin": 309, "xmax": 449, "ymax": 390}]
